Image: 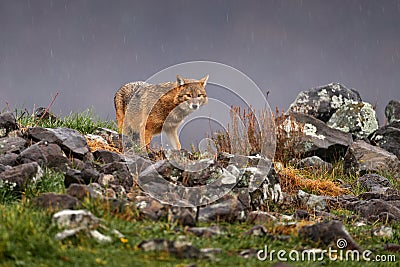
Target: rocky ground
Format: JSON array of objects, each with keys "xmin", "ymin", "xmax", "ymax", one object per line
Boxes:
[{"xmin": 1, "ymin": 82, "xmax": 400, "ymax": 266}]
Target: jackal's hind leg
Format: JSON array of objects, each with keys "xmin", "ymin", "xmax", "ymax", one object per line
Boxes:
[{"xmin": 116, "ymin": 109, "xmax": 125, "ymax": 132}]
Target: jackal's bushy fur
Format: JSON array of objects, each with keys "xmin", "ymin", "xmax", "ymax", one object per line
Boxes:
[{"xmin": 114, "ymin": 75, "xmax": 209, "ymax": 149}]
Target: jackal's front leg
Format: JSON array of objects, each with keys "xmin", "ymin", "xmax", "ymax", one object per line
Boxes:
[
  {"xmin": 164, "ymin": 127, "xmax": 181, "ymax": 150},
  {"xmin": 139, "ymin": 123, "xmax": 150, "ymax": 150}
]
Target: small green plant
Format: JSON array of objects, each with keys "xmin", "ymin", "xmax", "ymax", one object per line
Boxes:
[
  {"xmin": 24, "ymin": 168, "xmax": 66, "ymax": 199},
  {"xmin": 16, "ymin": 108, "xmax": 117, "ymax": 134},
  {"xmin": 0, "ymin": 179, "xmax": 19, "ymax": 204}
]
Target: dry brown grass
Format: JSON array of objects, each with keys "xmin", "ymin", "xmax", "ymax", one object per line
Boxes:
[
  {"xmin": 278, "ymin": 165, "xmax": 346, "ymax": 197},
  {"xmin": 212, "ymin": 106, "xmax": 304, "ymax": 162},
  {"xmin": 86, "ymin": 138, "xmax": 122, "ymax": 154}
]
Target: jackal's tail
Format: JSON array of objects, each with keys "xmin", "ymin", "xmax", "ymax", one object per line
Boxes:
[{"xmin": 114, "ymin": 81, "xmax": 148, "ymax": 132}]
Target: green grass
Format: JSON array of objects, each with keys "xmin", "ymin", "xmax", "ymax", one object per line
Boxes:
[
  {"xmin": 15, "ymin": 108, "xmax": 117, "ymax": 134},
  {"xmin": 0, "ymin": 168, "xmax": 65, "ymax": 205},
  {"xmin": 0, "ymin": 200, "xmax": 399, "ymax": 267},
  {"xmin": 0, "ymin": 168, "xmax": 399, "ymax": 266}
]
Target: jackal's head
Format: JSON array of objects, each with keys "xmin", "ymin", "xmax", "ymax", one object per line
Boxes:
[{"xmin": 174, "ymin": 75, "xmax": 209, "ymax": 111}]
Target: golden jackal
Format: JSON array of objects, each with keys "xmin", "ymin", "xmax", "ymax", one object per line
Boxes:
[{"xmin": 114, "ymin": 75, "xmax": 209, "ymax": 150}]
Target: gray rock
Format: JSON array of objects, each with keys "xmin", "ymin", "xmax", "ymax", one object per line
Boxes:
[
  {"xmin": 139, "ymin": 160, "xmax": 237, "ymax": 207},
  {"xmin": 93, "ymin": 149, "xmax": 124, "ymax": 164},
  {"xmin": 299, "ymin": 220, "xmax": 361, "ymax": 251},
  {"xmin": 64, "ymin": 168, "xmax": 85, "ymax": 186},
  {"xmin": 373, "ymin": 225, "xmax": 393, "ymax": 238},
  {"xmin": 385, "ymin": 100, "xmax": 400, "ymax": 124},
  {"xmin": 0, "ymin": 163, "xmax": 11, "ymax": 173},
  {"xmin": 297, "ymin": 190, "xmax": 329, "ymax": 212},
  {"xmin": 198, "ymin": 195, "xmax": 247, "ymax": 222},
  {"xmin": 369, "ymin": 121, "xmax": 400, "ymax": 160},
  {"xmin": 315, "ymin": 211, "xmax": 339, "ymax": 220},
  {"xmin": 169, "ymin": 207, "xmax": 196, "ymax": 227},
  {"xmin": 243, "ymin": 164, "xmax": 283, "ymax": 206},
  {"xmin": 52, "ymin": 209, "xmax": 124, "ymax": 243},
  {"xmin": 27, "ymin": 127, "xmax": 90, "ymax": 159},
  {"xmin": 281, "ymin": 112, "xmax": 353, "ymax": 161},
  {"xmin": 0, "ymin": 162, "xmax": 43, "ymax": 191},
  {"xmin": 296, "ymin": 156, "xmax": 333, "ymax": 172},
  {"xmin": 99, "ymin": 162, "xmax": 133, "ymax": 192},
  {"xmin": 32, "ymin": 193, "xmax": 79, "ymax": 210},
  {"xmin": 357, "ymin": 191, "xmax": 400, "ymax": 202},
  {"xmin": 124, "ymin": 152, "xmax": 153, "ymax": 175},
  {"xmin": 138, "ymin": 239, "xmax": 201, "ymax": 259},
  {"xmin": 134, "ymin": 195, "xmax": 167, "ymax": 221},
  {"xmin": 0, "ymin": 112, "xmax": 18, "ymax": 138},
  {"xmin": 70, "ymin": 158, "xmax": 86, "ymax": 170},
  {"xmin": 66, "ymin": 183, "xmax": 93, "ymax": 200},
  {"xmin": 187, "ymin": 226, "xmax": 225, "ymax": 237},
  {"xmin": 327, "ymin": 102, "xmax": 378, "ymax": 139},
  {"xmin": 246, "ymin": 211, "xmax": 277, "ymax": 224},
  {"xmin": 344, "ymin": 140, "xmax": 400, "ymax": 174},
  {"xmin": 0, "ymin": 153, "xmax": 18, "ymax": 166},
  {"xmin": 242, "ymin": 225, "xmax": 267, "ymax": 236},
  {"xmin": 0, "ymin": 136, "xmax": 26, "ymax": 154},
  {"xmin": 350, "ymin": 199, "xmax": 400, "ymax": 221},
  {"xmin": 17, "ymin": 142, "xmax": 69, "ymax": 171},
  {"xmin": 293, "ymin": 209, "xmax": 310, "ymax": 220},
  {"xmin": 288, "ymin": 83, "xmax": 361, "ymax": 122},
  {"xmin": 357, "ymin": 173, "xmax": 392, "ymax": 193},
  {"xmin": 383, "ymin": 243, "xmax": 400, "ymax": 253},
  {"xmin": 64, "ymin": 166, "xmax": 100, "ymax": 187},
  {"xmin": 34, "ymin": 107, "xmax": 57, "ymax": 120}
]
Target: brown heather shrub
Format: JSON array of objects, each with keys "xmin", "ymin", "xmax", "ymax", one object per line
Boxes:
[{"xmin": 211, "ymin": 106, "xmax": 304, "ymax": 163}]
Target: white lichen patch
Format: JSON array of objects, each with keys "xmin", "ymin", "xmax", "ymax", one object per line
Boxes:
[
  {"xmin": 288, "ymin": 93, "xmax": 313, "ymax": 114},
  {"xmin": 330, "ymin": 83, "xmax": 341, "ymax": 91},
  {"xmin": 294, "ymin": 92, "xmax": 309, "ymax": 104},
  {"xmin": 359, "ymin": 102, "xmax": 379, "ymax": 135},
  {"xmin": 327, "ymin": 102, "xmax": 378, "ymax": 139},
  {"xmin": 317, "ymin": 89, "xmax": 330, "ymax": 102},
  {"xmin": 331, "ymin": 94, "xmax": 343, "ymax": 109},
  {"xmin": 303, "ymin": 123, "xmax": 325, "ymax": 140}
]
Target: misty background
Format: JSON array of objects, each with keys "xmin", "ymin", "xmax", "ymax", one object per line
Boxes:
[{"xmin": 1, "ymin": 0, "xmax": 400, "ymax": 147}]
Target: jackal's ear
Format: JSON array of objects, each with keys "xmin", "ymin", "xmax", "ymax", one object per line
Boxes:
[
  {"xmin": 177, "ymin": 75, "xmax": 185, "ymax": 86},
  {"xmin": 200, "ymin": 75, "xmax": 209, "ymax": 87}
]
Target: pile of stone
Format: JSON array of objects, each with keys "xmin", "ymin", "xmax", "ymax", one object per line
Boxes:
[
  {"xmin": 285, "ymin": 82, "xmax": 400, "ymax": 174},
  {"xmin": 1, "ymin": 81, "xmax": 399, "ymax": 258}
]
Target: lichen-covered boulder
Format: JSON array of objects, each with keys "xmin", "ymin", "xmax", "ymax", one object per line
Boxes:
[
  {"xmin": 385, "ymin": 100, "xmax": 400, "ymax": 124},
  {"xmin": 279, "ymin": 112, "xmax": 353, "ymax": 161},
  {"xmin": 288, "ymin": 83, "xmax": 362, "ymax": 122},
  {"xmin": 369, "ymin": 121, "xmax": 400, "ymax": 160},
  {"xmin": 327, "ymin": 102, "xmax": 378, "ymax": 139}
]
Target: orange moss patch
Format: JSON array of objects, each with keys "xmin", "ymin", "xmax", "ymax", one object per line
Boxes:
[
  {"xmin": 279, "ymin": 166, "xmax": 346, "ymax": 197},
  {"xmin": 86, "ymin": 138, "xmax": 121, "ymax": 154}
]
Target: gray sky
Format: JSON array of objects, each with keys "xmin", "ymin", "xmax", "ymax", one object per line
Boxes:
[{"xmin": 1, "ymin": 0, "xmax": 400, "ymax": 128}]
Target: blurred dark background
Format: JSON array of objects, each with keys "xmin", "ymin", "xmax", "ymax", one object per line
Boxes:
[{"xmin": 1, "ymin": 0, "xmax": 399, "ymax": 142}]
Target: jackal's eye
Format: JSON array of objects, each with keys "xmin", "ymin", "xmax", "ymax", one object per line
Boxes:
[
  {"xmin": 198, "ymin": 94, "xmax": 206, "ymax": 97},
  {"xmin": 184, "ymin": 93, "xmax": 192, "ymax": 97}
]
